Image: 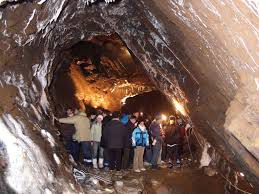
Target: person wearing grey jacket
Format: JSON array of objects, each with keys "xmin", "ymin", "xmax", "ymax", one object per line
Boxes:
[{"xmin": 91, "ymin": 115, "xmax": 104, "ymax": 169}]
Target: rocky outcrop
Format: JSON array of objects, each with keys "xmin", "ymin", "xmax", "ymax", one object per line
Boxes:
[{"xmin": 0, "ymin": 0, "xmax": 258, "ymax": 192}]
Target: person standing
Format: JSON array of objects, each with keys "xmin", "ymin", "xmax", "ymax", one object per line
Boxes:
[
  {"xmin": 100, "ymin": 110, "xmax": 112, "ymax": 168},
  {"xmin": 165, "ymin": 117, "xmax": 181, "ymax": 168},
  {"xmin": 102, "ymin": 112, "xmax": 127, "ymax": 171},
  {"xmin": 132, "ymin": 119, "xmax": 149, "ymax": 172},
  {"xmin": 59, "ymin": 108, "xmax": 76, "ymax": 156},
  {"xmin": 91, "ymin": 115, "xmax": 104, "ymax": 169},
  {"xmin": 144, "ymin": 118, "xmax": 152, "ymax": 165},
  {"xmin": 58, "ymin": 110, "xmax": 92, "ymax": 165},
  {"xmin": 150, "ymin": 115, "xmax": 163, "ymax": 169},
  {"xmin": 122, "ymin": 115, "xmax": 137, "ymax": 169},
  {"xmin": 120, "ymin": 112, "xmax": 129, "ymax": 125}
]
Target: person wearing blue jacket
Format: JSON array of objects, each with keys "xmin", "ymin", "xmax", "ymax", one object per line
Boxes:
[
  {"xmin": 132, "ymin": 118, "xmax": 149, "ymax": 173},
  {"xmin": 120, "ymin": 113, "xmax": 129, "ymax": 125}
]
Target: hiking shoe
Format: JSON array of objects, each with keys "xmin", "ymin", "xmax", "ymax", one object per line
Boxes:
[
  {"xmin": 176, "ymin": 159, "xmax": 181, "ymax": 168},
  {"xmin": 134, "ymin": 169, "xmax": 141, "ymax": 173},
  {"xmin": 151, "ymin": 165, "xmax": 159, "ymax": 169},
  {"xmin": 144, "ymin": 162, "xmax": 151, "ymax": 166},
  {"xmin": 140, "ymin": 168, "xmax": 146, "ymax": 171}
]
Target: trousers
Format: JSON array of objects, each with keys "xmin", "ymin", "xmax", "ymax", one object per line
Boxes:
[
  {"xmin": 107, "ymin": 148, "xmax": 122, "ymax": 171},
  {"xmin": 133, "ymin": 147, "xmax": 145, "ymax": 170}
]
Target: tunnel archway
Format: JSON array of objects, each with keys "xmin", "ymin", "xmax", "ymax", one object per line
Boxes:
[
  {"xmin": 49, "ymin": 33, "xmax": 156, "ymax": 114},
  {"xmin": 0, "ymin": 0, "xmax": 258, "ymax": 193}
]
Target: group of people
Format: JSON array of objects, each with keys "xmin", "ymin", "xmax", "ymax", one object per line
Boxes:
[{"xmin": 56, "ymin": 108, "xmax": 191, "ymax": 172}]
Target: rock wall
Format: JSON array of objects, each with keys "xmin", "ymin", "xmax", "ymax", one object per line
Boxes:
[{"xmin": 0, "ymin": 0, "xmax": 258, "ymax": 192}]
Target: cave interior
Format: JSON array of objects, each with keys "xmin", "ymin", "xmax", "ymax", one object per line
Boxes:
[{"xmin": 0, "ymin": 0, "xmax": 258, "ymax": 193}]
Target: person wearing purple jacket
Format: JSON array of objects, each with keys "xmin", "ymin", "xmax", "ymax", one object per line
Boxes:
[{"xmin": 150, "ymin": 115, "xmax": 163, "ymax": 169}]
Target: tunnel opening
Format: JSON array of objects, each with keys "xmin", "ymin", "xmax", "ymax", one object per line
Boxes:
[
  {"xmin": 49, "ymin": 33, "xmax": 157, "ymax": 114},
  {"xmin": 121, "ymin": 90, "xmax": 175, "ymax": 117}
]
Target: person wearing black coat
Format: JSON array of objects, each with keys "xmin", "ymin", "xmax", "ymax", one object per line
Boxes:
[
  {"xmin": 122, "ymin": 116, "xmax": 137, "ymax": 169},
  {"xmin": 100, "ymin": 111, "xmax": 112, "ymax": 168},
  {"xmin": 102, "ymin": 112, "xmax": 127, "ymax": 171},
  {"xmin": 165, "ymin": 121, "xmax": 181, "ymax": 168},
  {"xmin": 59, "ymin": 109, "xmax": 76, "ymax": 158}
]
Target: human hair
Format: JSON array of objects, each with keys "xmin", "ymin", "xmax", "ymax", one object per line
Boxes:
[
  {"xmin": 112, "ymin": 111, "xmax": 120, "ymax": 119},
  {"xmin": 130, "ymin": 115, "xmax": 137, "ymax": 120}
]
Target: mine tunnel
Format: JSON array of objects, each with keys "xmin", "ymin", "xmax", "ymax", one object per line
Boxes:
[{"xmin": 0, "ymin": 0, "xmax": 258, "ymax": 194}]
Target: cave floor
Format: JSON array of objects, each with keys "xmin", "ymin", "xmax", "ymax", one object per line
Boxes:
[{"xmin": 79, "ymin": 164, "xmax": 227, "ymax": 194}]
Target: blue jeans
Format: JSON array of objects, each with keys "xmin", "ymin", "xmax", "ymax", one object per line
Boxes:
[
  {"xmin": 71, "ymin": 140, "xmax": 80, "ymax": 161},
  {"xmin": 151, "ymin": 142, "xmax": 162, "ymax": 166},
  {"xmin": 64, "ymin": 138, "xmax": 73, "ymax": 153},
  {"xmin": 81, "ymin": 141, "xmax": 92, "ymax": 163},
  {"xmin": 144, "ymin": 147, "xmax": 152, "ymax": 163},
  {"xmin": 92, "ymin": 142, "xmax": 103, "ymax": 159}
]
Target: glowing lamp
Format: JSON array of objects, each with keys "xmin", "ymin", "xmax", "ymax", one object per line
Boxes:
[
  {"xmin": 173, "ymin": 99, "xmax": 187, "ymax": 116},
  {"xmin": 161, "ymin": 114, "xmax": 167, "ymax": 121}
]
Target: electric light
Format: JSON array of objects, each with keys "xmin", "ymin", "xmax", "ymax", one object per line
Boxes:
[
  {"xmin": 161, "ymin": 114, "xmax": 167, "ymax": 121},
  {"xmin": 172, "ymin": 99, "xmax": 187, "ymax": 116},
  {"xmin": 140, "ymin": 112, "xmax": 143, "ymax": 116},
  {"xmin": 239, "ymin": 172, "xmax": 245, "ymax": 177}
]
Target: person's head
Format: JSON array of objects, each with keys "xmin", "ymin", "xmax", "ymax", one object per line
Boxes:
[
  {"xmin": 102, "ymin": 112, "xmax": 107, "ymax": 117},
  {"xmin": 112, "ymin": 111, "xmax": 120, "ymax": 119},
  {"xmin": 129, "ymin": 115, "xmax": 137, "ymax": 124},
  {"xmin": 138, "ymin": 118, "xmax": 146, "ymax": 128},
  {"xmin": 133, "ymin": 112, "xmax": 140, "ymax": 118},
  {"xmin": 96, "ymin": 115, "xmax": 103, "ymax": 123},
  {"xmin": 169, "ymin": 115, "xmax": 176, "ymax": 125},
  {"xmin": 176, "ymin": 118, "xmax": 183, "ymax": 125},
  {"xmin": 90, "ymin": 114, "xmax": 96, "ymax": 120},
  {"xmin": 66, "ymin": 108, "xmax": 73, "ymax": 117},
  {"xmin": 89, "ymin": 110, "xmax": 97, "ymax": 119},
  {"xmin": 79, "ymin": 109, "xmax": 86, "ymax": 114},
  {"xmin": 155, "ymin": 115, "xmax": 163, "ymax": 124}
]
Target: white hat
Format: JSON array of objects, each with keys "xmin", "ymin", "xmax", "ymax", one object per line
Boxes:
[{"xmin": 97, "ymin": 115, "xmax": 104, "ymax": 121}]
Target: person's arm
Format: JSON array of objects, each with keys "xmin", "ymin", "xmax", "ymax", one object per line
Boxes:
[
  {"xmin": 90, "ymin": 124, "xmax": 95, "ymax": 141},
  {"xmin": 146, "ymin": 131, "xmax": 149, "ymax": 146},
  {"xmin": 132, "ymin": 128, "xmax": 137, "ymax": 147},
  {"xmin": 59, "ymin": 116, "xmax": 77, "ymax": 124}
]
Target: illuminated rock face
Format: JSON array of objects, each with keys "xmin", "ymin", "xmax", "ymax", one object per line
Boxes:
[
  {"xmin": 50, "ymin": 36, "xmax": 154, "ymax": 112},
  {"xmin": 0, "ymin": 0, "xmax": 258, "ymax": 192}
]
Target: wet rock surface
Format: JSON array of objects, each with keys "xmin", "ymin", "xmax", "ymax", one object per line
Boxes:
[
  {"xmin": 0, "ymin": 0, "xmax": 258, "ymax": 193},
  {"xmin": 73, "ymin": 163, "xmax": 256, "ymax": 194}
]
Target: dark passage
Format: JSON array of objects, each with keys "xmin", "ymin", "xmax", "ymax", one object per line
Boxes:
[{"xmin": 121, "ymin": 90, "xmax": 174, "ymax": 116}]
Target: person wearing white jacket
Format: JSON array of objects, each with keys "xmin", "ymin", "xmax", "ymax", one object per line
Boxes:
[{"xmin": 91, "ymin": 115, "xmax": 104, "ymax": 168}]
